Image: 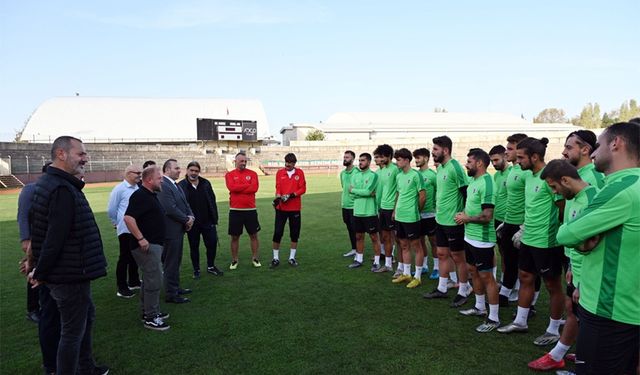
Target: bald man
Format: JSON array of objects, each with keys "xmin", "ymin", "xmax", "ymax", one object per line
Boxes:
[{"xmin": 107, "ymin": 164, "xmax": 143, "ymax": 298}]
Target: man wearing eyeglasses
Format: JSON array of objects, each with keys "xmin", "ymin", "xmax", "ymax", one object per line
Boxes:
[{"xmin": 107, "ymin": 165, "xmax": 143, "ymax": 299}]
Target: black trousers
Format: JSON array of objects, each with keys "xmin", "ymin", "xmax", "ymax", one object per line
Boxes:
[
  {"xmin": 498, "ymin": 223, "xmax": 541, "ymax": 292},
  {"xmin": 342, "ymin": 208, "xmax": 357, "ymax": 250},
  {"xmin": 27, "ymin": 280, "xmax": 39, "ymax": 312},
  {"xmin": 576, "ymin": 306, "xmax": 639, "ymax": 375},
  {"xmin": 116, "ymin": 233, "xmax": 141, "ymax": 290},
  {"xmin": 187, "ymin": 223, "xmax": 218, "ymax": 271}
]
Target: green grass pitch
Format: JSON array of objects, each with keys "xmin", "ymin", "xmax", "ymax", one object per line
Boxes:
[{"xmin": 0, "ymin": 174, "xmax": 571, "ymax": 374}]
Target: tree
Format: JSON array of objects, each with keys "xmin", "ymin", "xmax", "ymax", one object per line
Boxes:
[
  {"xmin": 533, "ymin": 108, "xmax": 568, "ymax": 123},
  {"xmin": 601, "ymin": 112, "xmax": 616, "ymax": 128},
  {"xmin": 572, "ymin": 103, "xmax": 601, "ymax": 129},
  {"xmin": 305, "ymin": 129, "xmax": 325, "ymax": 141},
  {"xmin": 619, "ymin": 99, "xmax": 640, "ymax": 122},
  {"xmin": 434, "ymin": 107, "xmax": 448, "ymax": 113}
]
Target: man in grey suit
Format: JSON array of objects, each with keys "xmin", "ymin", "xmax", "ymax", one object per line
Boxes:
[{"xmin": 158, "ymin": 159, "xmax": 195, "ymax": 303}]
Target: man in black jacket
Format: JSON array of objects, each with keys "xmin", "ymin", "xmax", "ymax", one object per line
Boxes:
[
  {"xmin": 179, "ymin": 161, "xmax": 222, "ymax": 278},
  {"xmin": 28, "ymin": 136, "xmax": 109, "ymax": 375}
]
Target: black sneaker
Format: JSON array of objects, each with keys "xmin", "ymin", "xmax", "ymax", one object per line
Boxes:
[
  {"xmin": 270, "ymin": 259, "xmax": 280, "ymax": 268},
  {"xmin": 91, "ymin": 365, "xmax": 110, "ymax": 375},
  {"xmin": 450, "ymin": 294, "xmax": 469, "ymax": 307},
  {"xmin": 128, "ymin": 282, "xmax": 142, "ymax": 290},
  {"xmin": 193, "ymin": 270, "xmax": 200, "ymax": 279},
  {"xmin": 140, "ymin": 312, "xmax": 170, "ymax": 322},
  {"xmin": 143, "ymin": 316, "xmax": 170, "ymax": 331},
  {"xmin": 499, "ymin": 294, "xmax": 510, "ymax": 307},
  {"xmin": 26, "ymin": 310, "xmax": 40, "ymax": 323},
  {"xmin": 207, "ymin": 266, "xmax": 224, "ymax": 276},
  {"xmin": 288, "ymin": 258, "xmax": 299, "ymax": 267},
  {"xmin": 423, "ymin": 288, "xmax": 448, "ymax": 299},
  {"xmin": 116, "ymin": 288, "xmax": 135, "ymax": 299},
  {"xmin": 347, "ymin": 261, "xmax": 363, "ymax": 269}
]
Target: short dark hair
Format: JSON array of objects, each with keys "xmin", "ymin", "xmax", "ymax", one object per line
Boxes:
[
  {"xmin": 50, "ymin": 136, "xmax": 82, "ymax": 160},
  {"xmin": 344, "ymin": 150, "xmax": 355, "ymax": 158},
  {"xmin": 142, "ymin": 160, "xmax": 156, "ymax": 169},
  {"xmin": 489, "ymin": 145, "xmax": 506, "ymax": 155},
  {"xmin": 629, "ymin": 117, "xmax": 640, "ymax": 124},
  {"xmin": 432, "ymin": 136, "xmax": 453, "ymax": 153},
  {"xmin": 394, "ymin": 148, "xmax": 412, "ymax": 161},
  {"xmin": 162, "ymin": 158, "xmax": 177, "ymax": 173},
  {"xmin": 467, "ymin": 148, "xmax": 490, "ymax": 167},
  {"xmin": 412, "ymin": 148, "xmax": 430, "ymax": 158},
  {"xmin": 373, "ymin": 144, "xmax": 394, "ymax": 158},
  {"xmin": 235, "ymin": 152, "xmax": 246, "ymax": 159},
  {"xmin": 540, "ymin": 159, "xmax": 580, "ymax": 181},
  {"xmin": 507, "ymin": 133, "xmax": 528, "ymax": 144},
  {"xmin": 517, "ymin": 137, "xmax": 549, "ymax": 160},
  {"xmin": 603, "ymin": 122, "xmax": 640, "ymax": 160},
  {"xmin": 566, "ymin": 130, "xmax": 597, "ymax": 150},
  {"xmin": 284, "ymin": 153, "xmax": 297, "ymax": 163},
  {"xmin": 359, "ymin": 153, "xmax": 372, "ymax": 161},
  {"xmin": 186, "ymin": 161, "xmax": 201, "ymax": 171}
]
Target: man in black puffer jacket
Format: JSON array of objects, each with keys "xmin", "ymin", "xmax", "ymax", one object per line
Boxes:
[{"xmin": 29, "ymin": 135, "xmax": 109, "ymax": 375}]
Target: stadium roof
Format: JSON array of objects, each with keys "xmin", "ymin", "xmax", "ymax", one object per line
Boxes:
[{"xmin": 20, "ymin": 97, "xmax": 270, "ymax": 142}]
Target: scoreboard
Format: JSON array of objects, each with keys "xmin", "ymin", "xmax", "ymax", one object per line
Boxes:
[{"xmin": 197, "ymin": 119, "xmax": 258, "ymax": 141}]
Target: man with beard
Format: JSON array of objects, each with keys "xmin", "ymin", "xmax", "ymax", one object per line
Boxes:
[
  {"xmin": 562, "ymin": 130, "xmax": 604, "ymax": 189},
  {"xmin": 527, "ymin": 159, "xmax": 598, "ymax": 371},
  {"xmin": 178, "ymin": 161, "xmax": 221, "ymax": 278},
  {"xmin": 424, "ymin": 136, "xmax": 472, "ymax": 307},
  {"xmin": 496, "ymin": 134, "xmax": 542, "ymax": 311},
  {"xmin": 456, "ymin": 148, "xmax": 500, "ymax": 332},
  {"xmin": 340, "ymin": 151, "xmax": 358, "ymax": 258},
  {"xmin": 124, "ymin": 165, "xmax": 170, "ymax": 331},
  {"xmin": 347, "ymin": 153, "xmax": 381, "ymax": 269},
  {"xmin": 270, "ymin": 153, "xmax": 306, "ymax": 267},
  {"xmin": 413, "ymin": 148, "xmax": 439, "ymax": 279},
  {"xmin": 557, "ymin": 122, "xmax": 639, "ymax": 375},
  {"xmin": 498, "ymin": 137, "xmax": 566, "ymax": 349},
  {"xmin": 391, "ymin": 148, "xmax": 426, "ymax": 288},
  {"xmin": 28, "ymin": 136, "xmax": 109, "ymax": 374},
  {"xmin": 159, "ymin": 159, "xmax": 194, "ymax": 303},
  {"xmin": 489, "ymin": 145, "xmax": 510, "ymax": 281},
  {"xmin": 373, "ymin": 144, "xmax": 399, "ymax": 273}
]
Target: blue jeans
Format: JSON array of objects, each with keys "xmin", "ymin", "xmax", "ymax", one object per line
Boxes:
[
  {"xmin": 47, "ymin": 282, "xmax": 96, "ymax": 375},
  {"xmin": 38, "ymin": 284, "xmax": 60, "ymax": 374}
]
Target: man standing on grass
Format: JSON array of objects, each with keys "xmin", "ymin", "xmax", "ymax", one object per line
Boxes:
[
  {"xmin": 489, "ymin": 145, "xmax": 510, "ymax": 279},
  {"xmin": 413, "ymin": 148, "xmax": 439, "ymax": 280},
  {"xmin": 158, "ymin": 159, "xmax": 194, "ymax": 304},
  {"xmin": 556, "ymin": 122, "xmax": 639, "ymax": 375},
  {"xmin": 424, "ymin": 136, "xmax": 471, "ymax": 307},
  {"xmin": 28, "ymin": 136, "xmax": 109, "ymax": 375},
  {"xmin": 455, "ymin": 149, "xmax": 500, "ymax": 333},
  {"xmin": 107, "ymin": 164, "xmax": 142, "ymax": 299},
  {"xmin": 178, "ymin": 161, "xmax": 222, "ymax": 278},
  {"xmin": 225, "ymin": 152, "xmax": 261, "ymax": 269},
  {"xmin": 373, "ymin": 144, "xmax": 399, "ymax": 273},
  {"xmin": 498, "ymin": 137, "xmax": 566, "ymax": 349},
  {"xmin": 340, "ymin": 150, "xmax": 358, "ymax": 258},
  {"xmin": 347, "ymin": 153, "xmax": 380, "ymax": 269},
  {"xmin": 390, "ymin": 148, "xmax": 425, "ymax": 288},
  {"xmin": 124, "ymin": 165, "xmax": 170, "ymax": 331},
  {"xmin": 270, "ymin": 153, "xmax": 306, "ymax": 268},
  {"xmin": 527, "ymin": 159, "xmax": 598, "ymax": 371}
]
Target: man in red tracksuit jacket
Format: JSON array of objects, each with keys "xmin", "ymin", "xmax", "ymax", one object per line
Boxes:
[
  {"xmin": 270, "ymin": 153, "xmax": 307, "ymax": 268},
  {"xmin": 225, "ymin": 152, "xmax": 261, "ymax": 269}
]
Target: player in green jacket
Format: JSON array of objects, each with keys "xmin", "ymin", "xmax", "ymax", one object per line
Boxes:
[
  {"xmin": 347, "ymin": 153, "xmax": 381, "ymax": 270},
  {"xmin": 556, "ymin": 122, "xmax": 640, "ymax": 375},
  {"xmin": 340, "ymin": 151, "xmax": 357, "ymax": 257}
]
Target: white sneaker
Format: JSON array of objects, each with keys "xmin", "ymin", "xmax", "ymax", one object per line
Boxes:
[{"xmin": 342, "ymin": 249, "xmax": 357, "ymax": 257}]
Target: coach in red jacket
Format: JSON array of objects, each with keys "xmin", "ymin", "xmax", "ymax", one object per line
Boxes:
[
  {"xmin": 270, "ymin": 153, "xmax": 306, "ymax": 268},
  {"xmin": 225, "ymin": 152, "xmax": 261, "ymax": 269}
]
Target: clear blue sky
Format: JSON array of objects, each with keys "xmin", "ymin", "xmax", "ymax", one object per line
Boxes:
[{"xmin": 1, "ymin": 0, "xmax": 638, "ymax": 141}]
